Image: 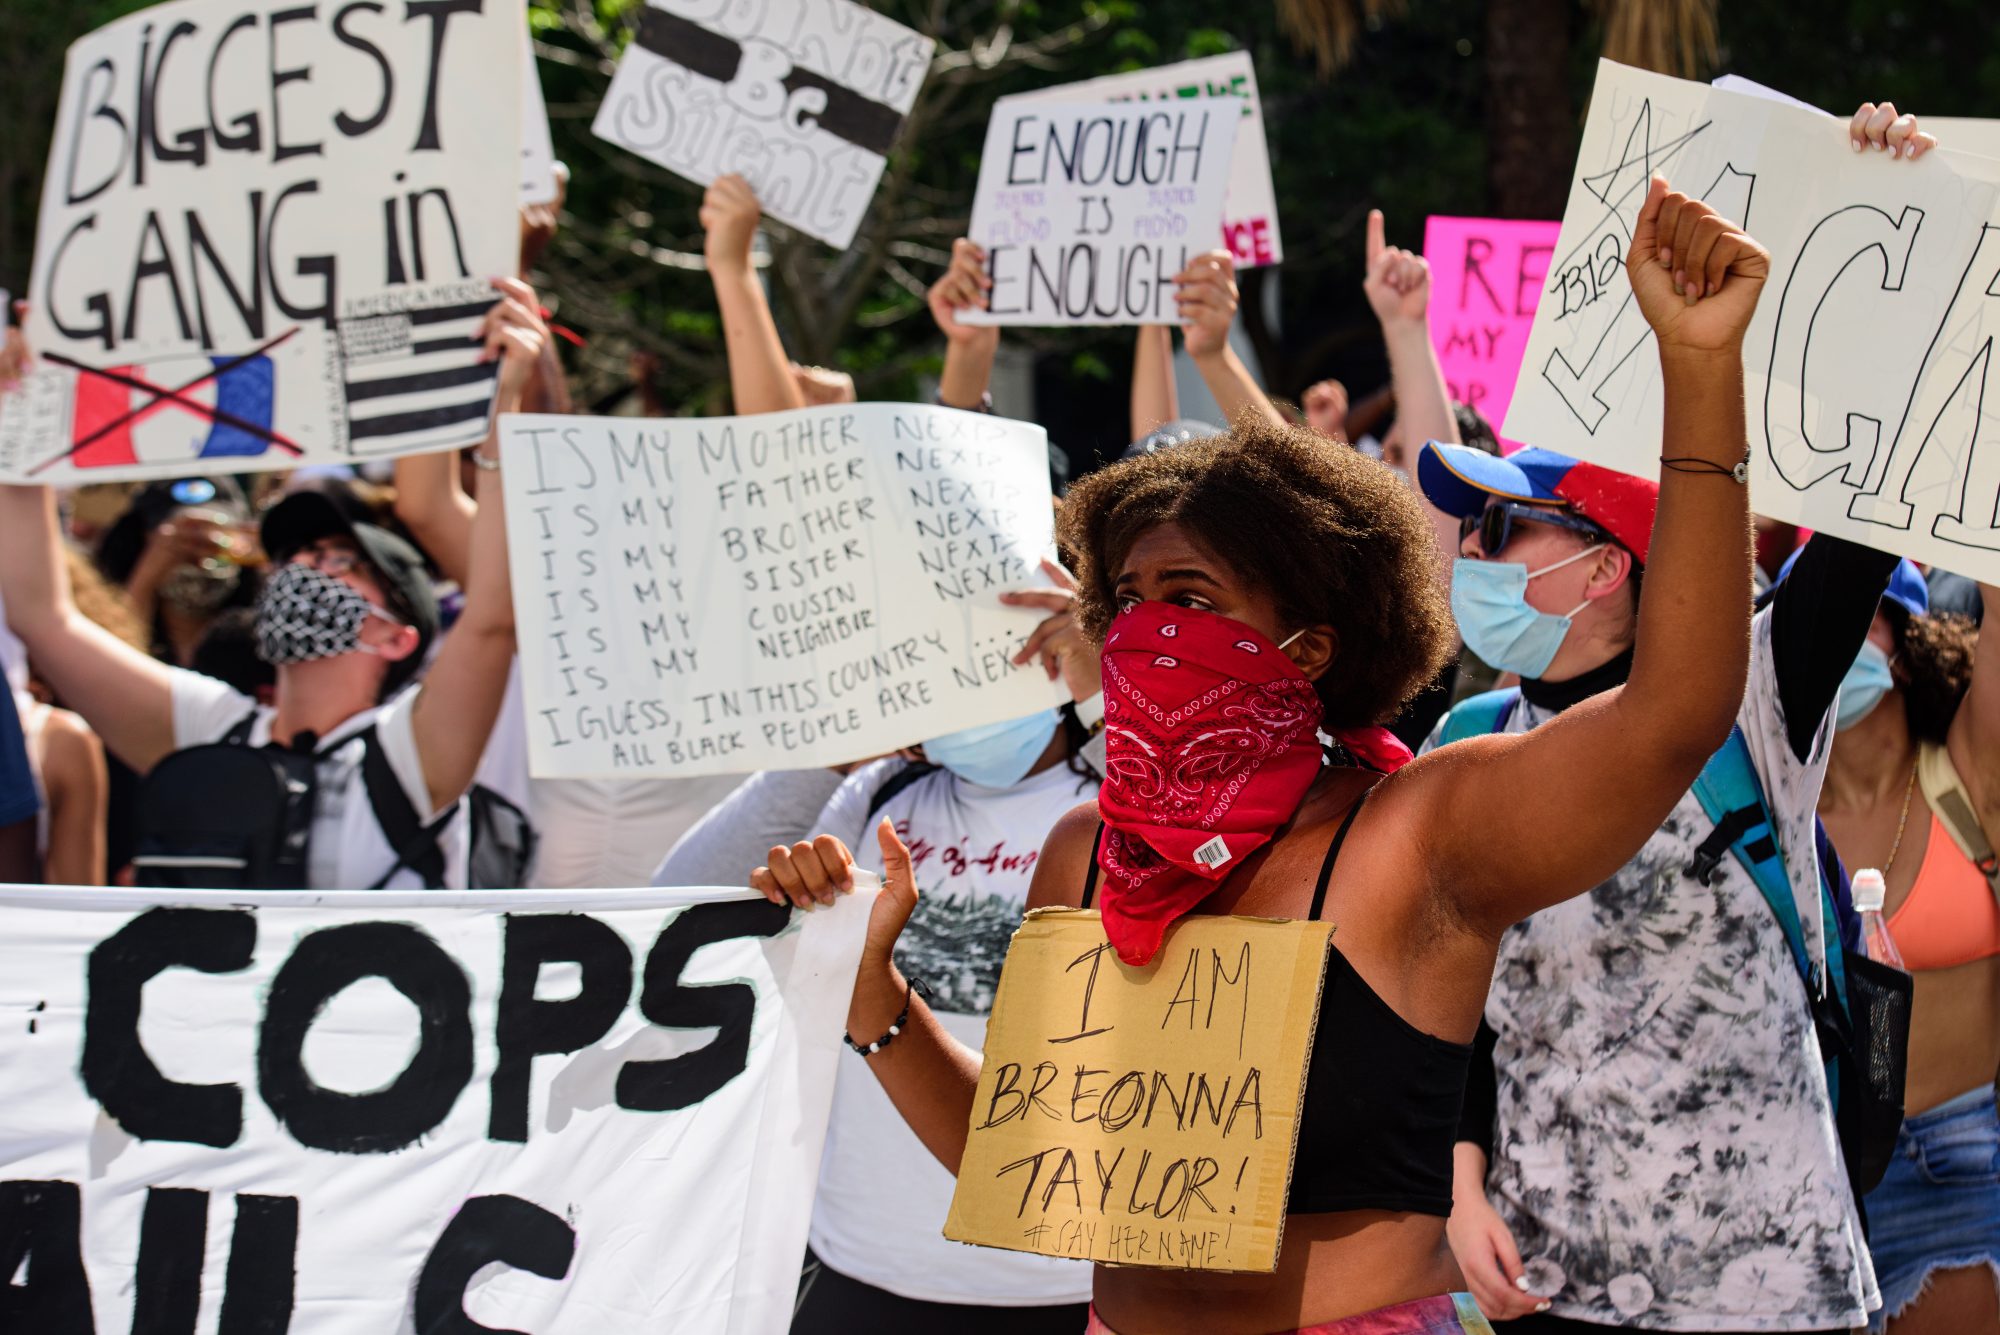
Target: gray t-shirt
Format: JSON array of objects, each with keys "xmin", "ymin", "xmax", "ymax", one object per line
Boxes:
[{"xmin": 650, "ymin": 768, "xmax": 848, "ymax": 888}]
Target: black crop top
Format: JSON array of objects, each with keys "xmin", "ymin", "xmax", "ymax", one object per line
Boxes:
[{"xmin": 1081, "ymin": 794, "xmax": 1472, "ymax": 1217}]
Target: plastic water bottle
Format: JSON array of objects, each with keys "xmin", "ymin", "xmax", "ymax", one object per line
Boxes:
[{"xmin": 1852, "ymin": 868, "xmax": 1907, "ymax": 970}]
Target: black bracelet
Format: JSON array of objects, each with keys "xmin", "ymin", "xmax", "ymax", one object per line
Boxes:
[
  {"xmin": 1661, "ymin": 454, "xmax": 1750, "ymax": 484},
  {"xmin": 845, "ymin": 976, "xmax": 931, "ymax": 1057}
]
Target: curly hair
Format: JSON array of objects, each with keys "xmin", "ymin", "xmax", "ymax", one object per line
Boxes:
[
  {"xmin": 1058, "ymin": 416, "xmax": 1456, "ymax": 728},
  {"xmin": 1894, "ymin": 608, "xmax": 1977, "ymax": 743}
]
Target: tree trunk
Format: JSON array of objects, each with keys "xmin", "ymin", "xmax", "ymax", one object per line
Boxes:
[{"xmin": 1485, "ymin": 0, "xmax": 1576, "ymax": 220}]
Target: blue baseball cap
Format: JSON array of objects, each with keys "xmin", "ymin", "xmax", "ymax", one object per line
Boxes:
[
  {"xmin": 1418, "ymin": 441, "xmax": 1660, "ymax": 564},
  {"xmin": 1770, "ymin": 546, "xmax": 1928, "ymax": 618}
]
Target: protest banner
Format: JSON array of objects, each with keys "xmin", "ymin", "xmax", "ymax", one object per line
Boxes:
[
  {"xmin": 0, "ymin": 881, "xmax": 871, "ymax": 1333},
  {"xmin": 960, "ymin": 101, "xmax": 1241, "ymax": 328},
  {"xmin": 1506, "ymin": 61, "xmax": 2000, "ymax": 582},
  {"xmin": 1013, "ymin": 52, "xmax": 1282, "ymax": 269},
  {"xmin": 0, "ymin": 0, "xmax": 523, "ymax": 485},
  {"xmin": 592, "ymin": 0, "xmax": 934, "ymax": 250},
  {"xmin": 521, "ymin": 24, "xmax": 560, "ymax": 206},
  {"xmin": 1423, "ymin": 216, "xmax": 1560, "ymax": 449},
  {"xmin": 945, "ymin": 910, "xmax": 1333, "ymax": 1274},
  {"xmin": 501, "ymin": 404, "xmax": 1070, "ymax": 779}
]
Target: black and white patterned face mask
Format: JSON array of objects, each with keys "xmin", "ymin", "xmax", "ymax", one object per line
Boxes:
[{"xmin": 254, "ymin": 562, "xmax": 397, "ymax": 666}]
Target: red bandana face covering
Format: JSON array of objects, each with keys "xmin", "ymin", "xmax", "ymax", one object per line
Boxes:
[{"xmin": 1095, "ymin": 601, "xmax": 1328, "ymax": 965}]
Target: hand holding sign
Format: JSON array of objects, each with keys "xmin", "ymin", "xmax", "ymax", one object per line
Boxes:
[
  {"xmin": 1003, "ymin": 557, "xmax": 1100, "ymax": 701},
  {"xmin": 754, "ymin": 818, "xmax": 921, "ymax": 977},
  {"xmin": 930, "ymin": 239, "xmax": 999, "ymax": 347},
  {"xmin": 1363, "ymin": 210, "xmax": 1435, "ymax": 329},
  {"xmin": 1850, "ymin": 101, "xmax": 1935, "ymax": 158},
  {"xmin": 1175, "ymin": 250, "xmax": 1242, "ymax": 360},
  {"xmin": 481, "ymin": 278, "xmax": 551, "ymax": 406},
  {"xmin": 1626, "ymin": 176, "xmax": 1770, "ymax": 353},
  {"xmin": 702, "ymin": 174, "xmax": 764, "ymax": 278}
]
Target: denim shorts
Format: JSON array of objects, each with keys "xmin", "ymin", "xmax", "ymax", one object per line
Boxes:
[{"xmin": 1862, "ymin": 1084, "xmax": 2000, "ymax": 1330}]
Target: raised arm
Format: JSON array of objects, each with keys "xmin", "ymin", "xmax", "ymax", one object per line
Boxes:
[
  {"xmin": 0, "ymin": 314, "xmax": 179, "ymax": 772},
  {"xmin": 930, "ymin": 239, "xmax": 1001, "ymax": 411},
  {"xmin": 704, "ymin": 174, "xmax": 805, "ymax": 416},
  {"xmin": 1131, "ymin": 324, "xmax": 1178, "ymax": 441},
  {"xmin": 405, "ymin": 279, "xmax": 543, "ymax": 813},
  {"xmin": 1177, "ymin": 250, "xmax": 1284, "ymax": 430},
  {"xmin": 1401, "ymin": 177, "xmax": 1762, "ymax": 933},
  {"xmin": 393, "ymin": 451, "xmax": 475, "ymax": 587},
  {"xmin": 1364, "ymin": 209, "xmax": 1460, "ymax": 453}
]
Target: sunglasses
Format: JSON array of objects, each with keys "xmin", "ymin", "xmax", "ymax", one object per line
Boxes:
[{"xmin": 1461, "ymin": 501, "xmax": 1610, "ymax": 558}]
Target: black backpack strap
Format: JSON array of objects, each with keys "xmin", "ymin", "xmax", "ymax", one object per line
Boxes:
[
  {"xmin": 356, "ymin": 725, "xmax": 456, "ymax": 890},
  {"xmin": 865, "ymin": 760, "xmax": 940, "ymax": 821},
  {"xmin": 222, "ymin": 709, "xmax": 263, "ymax": 747}
]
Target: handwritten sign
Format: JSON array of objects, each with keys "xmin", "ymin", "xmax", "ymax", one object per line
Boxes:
[
  {"xmin": 501, "ymin": 405, "xmax": 1070, "ymax": 780},
  {"xmin": 592, "ymin": 0, "xmax": 934, "ymax": 250},
  {"xmin": 1014, "ymin": 52, "xmax": 1281, "ymax": 268},
  {"xmin": 0, "ymin": 0, "xmax": 521, "ymax": 485},
  {"xmin": 945, "ymin": 911, "xmax": 1333, "ymax": 1274},
  {"xmin": 1506, "ymin": 61, "xmax": 2000, "ymax": 583},
  {"xmin": 1423, "ymin": 216, "xmax": 1559, "ymax": 449},
  {"xmin": 960, "ymin": 101, "xmax": 1240, "ymax": 327},
  {"xmin": 0, "ymin": 882, "xmax": 870, "ymax": 1334},
  {"xmin": 521, "ymin": 24, "xmax": 559, "ymax": 206}
]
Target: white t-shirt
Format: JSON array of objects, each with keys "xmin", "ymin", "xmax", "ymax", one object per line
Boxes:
[
  {"xmin": 171, "ymin": 671, "xmax": 468, "ymax": 891},
  {"xmin": 476, "ymin": 661, "xmax": 746, "ymax": 888},
  {"xmin": 1423, "ymin": 613, "xmax": 1877, "ymax": 1331},
  {"xmin": 807, "ymin": 758, "xmax": 1098, "ymax": 1306}
]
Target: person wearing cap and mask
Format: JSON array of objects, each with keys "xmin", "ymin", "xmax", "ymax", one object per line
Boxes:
[
  {"xmin": 1423, "ymin": 430, "xmax": 1902, "ymax": 1330},
  {"xmin": 1797, "ymin": 552, "xmax": 2000, "ymax": 1335},
  {"xmin": 0, "ymin": 280, "xmax": 546, "ymax": 891}
]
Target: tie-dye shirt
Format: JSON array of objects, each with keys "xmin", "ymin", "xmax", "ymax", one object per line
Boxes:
[{"xmin": 1424, "ymin": 613, "xmax": 1878, "ymax": 1331}]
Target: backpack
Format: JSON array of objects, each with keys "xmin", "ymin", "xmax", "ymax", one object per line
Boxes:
[
  {"xmin": 1435, "ymin": 689, "xmax": 1912, "ymax": 1196},
  {"xmin": 131, "ymin": 711, "xmax": 515, "ymax": 891}
]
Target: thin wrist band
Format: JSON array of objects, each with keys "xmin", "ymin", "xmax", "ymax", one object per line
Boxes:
[
  {"xmin": 469, "ymin": 450, "xmax": 502, "ymax": 472},
  {"xmin": 845, "ymin": 975, "xmax": 930, "ymax": 1057},
  {"xmin": 1661, "ymin": 454, "xmax": 1749, "ymax": 483}
]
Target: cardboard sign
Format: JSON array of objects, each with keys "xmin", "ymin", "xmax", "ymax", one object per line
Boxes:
[
  {"xmin": 1423, "ymin": 216, "xmax": 1560, "ymax": 449},
  {"xmin": 521, "ymin": 24, "xmax": 560, "ymax": 206},
  {"xmin": 0, "ymin": 0, "xmax": 523, "ymax": 485},
  {"xmin": 960, "ymin": 101, "xmax": 1241, "ymax": 328},
  {"xmin": 1014, "ymin": 52, "xmax": 1282, "ymax": 268},
  {"xmin": 945, "ymin": 910, "xmax": 1333, "ymax": 1274},
  {"xmin": 0, "ymin": 882, "xmax": 872, "ymax": 1333},
  {"xmin": 592, "ymin": 0, "xmax": 934, "ymax": 250},
  {"xmin": 1505, "ymin": 62, "xmax": 2000, "ymax": 582},
  {"xmin": 501, "ymin": 404, "xmax": 1070, "ymax": 779}
]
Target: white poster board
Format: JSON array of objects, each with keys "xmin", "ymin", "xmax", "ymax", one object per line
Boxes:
[
  {"xmin": 1506, "ymin": 61, "xmax": 2000, "ymax": 582},
  {"xmin": 960, "ymin": 101, "xmax": 1240, "ymax": 327},
  {"xmin": 501, "ymin": 404, "xmax": 1069, "ymax": 779},
  {"xmin": 521, "ymin": 24, "xmax": 560, "ymax": 206},
  {"xmin": 1013, "ymin": 52, "xmax": 1282, "ymax": 268},
  {"xmin": 592, "ymin": 0, "xmax": 934, "ymax": 249},
  {"xmin": 0, "ymin": 0, "xmax": 523, "ymax": 484},
  {"xmin": 0, "ymin": 883, "xmax": 871, "ymax": 1334}
]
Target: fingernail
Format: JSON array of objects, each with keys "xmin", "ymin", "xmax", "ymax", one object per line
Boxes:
[
  {"xmin": 1900, "ymin": 142, "xmax": 1912, "ymax": 158},
  {"xmin": 1537, "ymin": 1302, "xmax": 1552, "ymax": 1313},
  {"xmin": 1516, "ymin": 1277, "xmax": 1531, "ymax": 1292},
  {"xmin": 1658, "ymin": 247, "xmax": 1672, "ymax": 265},
  {"xmin": 1852, "ymin": 137, "xmax": 1863, "ymax": 152}
]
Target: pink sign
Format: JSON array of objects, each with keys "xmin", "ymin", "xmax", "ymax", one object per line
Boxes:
[{"xmin": 1423, "ymin": 216, "xmax": 1560, "ymax": 451}]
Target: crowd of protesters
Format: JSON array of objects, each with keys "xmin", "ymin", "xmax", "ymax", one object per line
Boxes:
[{"xmin": 0, "ymin": 86, "xmax": 1994, "ymax": 1335}]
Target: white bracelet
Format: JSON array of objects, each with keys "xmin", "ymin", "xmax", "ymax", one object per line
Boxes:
[
  {"xmin": 468, "ymin": 450, "xmax": 501, "ymax": 472},
  {"xmin": 1072, "ymin": 691, "xmax": 1105, "ymax": 731}
]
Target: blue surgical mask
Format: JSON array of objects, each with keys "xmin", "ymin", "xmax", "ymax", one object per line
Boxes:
[
  {"xmin": 923, "ymin": 709, "xmax": 1062, "ymax": 789},
  {"xmin": 1836, "ymin": 642, "xmax": 1895, "ymax": 731},
  {"xmin": 1450, "ymin": 545, "xmax": 1605, "ymax": 680}
]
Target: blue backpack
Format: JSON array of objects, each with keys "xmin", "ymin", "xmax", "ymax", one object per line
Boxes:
[{"xmin": 1435, "ymin": 687, "xmax": 1910, "ymax": 1195}]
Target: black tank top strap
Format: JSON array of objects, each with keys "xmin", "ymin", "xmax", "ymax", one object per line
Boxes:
[
  {"xmin": 1081, "ymin": 823, "xmax": 1105, "ymax": 908},
  {"xmin": 1308, "ymin": 787, "xmax": 1373, "ymax": 921}
]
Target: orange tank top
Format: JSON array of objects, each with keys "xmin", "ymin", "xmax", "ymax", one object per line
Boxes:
[{"xmin": 1884, "ymin": 814, "xmax": 2000, "ymax": 971}]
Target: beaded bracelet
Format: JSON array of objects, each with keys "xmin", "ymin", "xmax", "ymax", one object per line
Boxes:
[{"xmin": 845, "ymin": 976, "xmax": 931, "ymax": 1057}]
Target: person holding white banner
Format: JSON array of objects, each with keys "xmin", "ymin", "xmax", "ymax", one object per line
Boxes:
[
  {"xmin": 0, "ymin": 284, "xmax": 546, "ymax": 891},
  {"xmin": 761, "ymin": 175, "xmax": 1766, "ymax": 1335}
]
